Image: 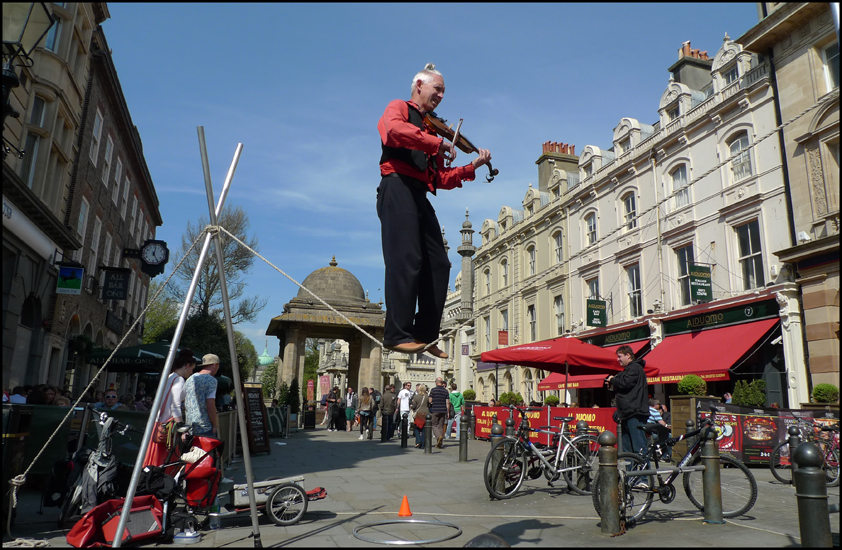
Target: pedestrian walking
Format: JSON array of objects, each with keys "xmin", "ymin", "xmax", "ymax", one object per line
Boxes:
[
  {"xmin": 396, "ymin": 381, "xmax": 413, "ymax": 437},
  {"xmin": 380, "ymin": 384, "xmax": 397, "ymax": 439},
  {"xmin": 326, "ymin": 386, "xmax": 340, "ymax": 431},
  {"xmin": 345, "ymin": 387, "xmax": 358, "ymax": 432},
  {"xmin": 428, "ymin": 377, "xmax": 450, "ymax": 448},
  {"xmin": 445, "ymin": 382, "xmax": 464, "ymax": 439},
  {"xmin": 357, "ymin": 388, "xmax": 376, "ymax": 440},
  {"xmin": 184, "ymin": 353, "xmax": 221, "ymax": 437},
  {"xmin": 410, "ymin": 384, "xmax": 429, "ymax": 448}
]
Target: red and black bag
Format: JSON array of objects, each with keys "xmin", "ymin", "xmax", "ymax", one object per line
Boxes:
[{"xmin": 66, "ymin": 494, "xmax": 163, "ymax": 548}]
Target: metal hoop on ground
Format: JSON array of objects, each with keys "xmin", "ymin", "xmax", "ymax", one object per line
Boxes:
[{"xmin": 352, "ymin": 519, "xmax": 462, "ymax": 545}]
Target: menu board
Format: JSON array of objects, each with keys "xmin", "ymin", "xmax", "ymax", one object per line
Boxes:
[{"xmin": 243, "ymin": 383, "xmax": 270, "ymax": 455}]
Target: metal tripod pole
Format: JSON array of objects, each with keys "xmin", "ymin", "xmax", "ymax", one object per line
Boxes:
[
  {"xmin": 198, "ymin": 127, "xmax": 263, "ymax": 547},
  {"xmin": 112, "ymin": 133, "xmax": 245, "ymax": 547}
]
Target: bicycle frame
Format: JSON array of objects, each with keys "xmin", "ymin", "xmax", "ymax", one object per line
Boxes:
[{"xmin": 509, "ymin": 406, "xmax": 591, "ymax": 479}]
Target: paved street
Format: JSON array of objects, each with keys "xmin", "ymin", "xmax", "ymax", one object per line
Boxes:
[{"xmin": 4, "ymin": 424, "xmax": 839, "ymax": 547}]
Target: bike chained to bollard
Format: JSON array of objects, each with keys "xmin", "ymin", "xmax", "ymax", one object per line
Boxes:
[{"xmin": 594, "ymin": 406, "xmax": 731, "ymax": 535}]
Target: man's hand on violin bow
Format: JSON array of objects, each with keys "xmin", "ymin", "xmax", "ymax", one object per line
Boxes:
[
  {"xmin": 438, "ymin": 140, "xmax": 456, "ymax": 163},
  {"xmin": 472, "ymin": 148, "xmax": 492, "ymax": 170}
]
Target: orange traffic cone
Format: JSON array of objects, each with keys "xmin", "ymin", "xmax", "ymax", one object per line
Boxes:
[{"xmin": 398, "ymin": 495, "xmax": 412, "ymax": 517}]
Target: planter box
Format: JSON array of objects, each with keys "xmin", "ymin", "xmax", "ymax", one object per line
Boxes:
[
  {"xmin": 799, "ymin": 403, "xmax": 840, "ymax": 419},
  {"xmin": 669, "ymin": 395, "xmax": 721, "ymax": 462}
]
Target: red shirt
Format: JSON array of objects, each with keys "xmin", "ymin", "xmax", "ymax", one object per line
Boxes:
[{"xmin": 378, "ymin": 99, "xmax": 476, "ymax": 193}]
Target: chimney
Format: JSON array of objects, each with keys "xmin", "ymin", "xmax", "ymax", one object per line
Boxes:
[{"xmin": 669, "ymin": 40, "xmax": 713, "ymax": 91}]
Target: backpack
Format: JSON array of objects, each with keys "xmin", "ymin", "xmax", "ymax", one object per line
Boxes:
[{"xmin": 320, "ymin": 394, "xmax": 327, "ymax": 406}]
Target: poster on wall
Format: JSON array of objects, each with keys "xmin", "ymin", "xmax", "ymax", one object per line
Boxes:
[{"xmin": 473, "ymin": 406, "xmax": 617, "ymax": 445}]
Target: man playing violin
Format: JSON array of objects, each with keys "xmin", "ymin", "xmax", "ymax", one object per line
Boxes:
[{"xmin": 377, "ymin": 63, "xmax": 491, "ymax": 357}]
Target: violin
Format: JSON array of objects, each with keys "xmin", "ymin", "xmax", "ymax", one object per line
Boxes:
[{"xmin": 424, "ymin": 112, "xmax": 499, "ymax": 182}]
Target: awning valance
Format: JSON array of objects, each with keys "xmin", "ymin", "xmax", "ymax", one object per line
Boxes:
[{"xmin": 538, "ymin": 340, "xmax": 651, "ymax": 390}]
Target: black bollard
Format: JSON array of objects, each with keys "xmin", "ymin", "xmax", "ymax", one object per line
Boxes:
[
  {"xmin": 576, "ymin": 420, "xmax": 589, "ymax": 436},
  {"xmin": 424, "ymin": 412, "xmax": 433, "ymax": 453},
  {"xmin": 505, "ymin": 415, "xmax": 515, "ymax": 438},
  {"xmin": 459, "ymin": 413, "xmax": 469, "ymax": 462},
  {"xmin": 401, "ymin": 413, "xmax": 408, "ymax": 448},
  {"xmin": 792, "ymin": 442, "xmax": 832, "ymax": 547},
  {"xmin": 470, "ymin": 409, "xmax": 477, "ymax": 440},
  {"xmin": 700, "ymin": 421, "xmax": 724, "ymax": 524},
  {"xmin": 381, "ymin": 411, "xmax": 387, "ymax": 442},
  {"xmin": 597, "ymin": 431, "xmax": 620, "ymax": 535},
  {"xmin": 787, "ymin": 425, "xmax": 801, "ymax": 475},
  {"xmin": 489, "ymin": 422, "xmax": 505, "ymax": 497}
]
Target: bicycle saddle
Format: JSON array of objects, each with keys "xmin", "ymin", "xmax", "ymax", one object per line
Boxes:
[
  {"xmin": 553, "ymin": 416, "xmax": 575, "ymax": 422},
  {"xmin": 638, "ymin": 423, "xmax": 671, "ymax": 437}
]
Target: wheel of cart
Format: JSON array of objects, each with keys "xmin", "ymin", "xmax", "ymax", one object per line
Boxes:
[{"xmin": 266, "ymin": 482, "xmax": 308, "ymax": 526}]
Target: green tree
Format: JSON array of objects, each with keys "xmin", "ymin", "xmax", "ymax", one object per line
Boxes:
[
  {"xmin": 288, "ymin": 378, "xmax": 301, "ymax": 415},
  {"xmin": 157, "ymin": 312, "xmax": 250, "ymax": 382},
  {"xmin": 233, "ymin": 331, "xmax": 257, "ymax": 382},
  {"xmin": 261, "ymin": 361, "xmax": 278, "ymax": 399},
  {"xmin": 302, "ymin": 339, "xmax": 320, "ymax": 405},
  {"xmin": 277, "ymin": 381, "xmax": 290, "ymax": 406},
  {"xmin": 732, "ymin": 379, "xmax": 767, "ymax": 407},
  {"xmin": 169, "ymin": 205, "xmax": 268, "ymax": 324},
  {"xmin": 142, "ymin": 280, "xmax": 179, "ymax": 344}
]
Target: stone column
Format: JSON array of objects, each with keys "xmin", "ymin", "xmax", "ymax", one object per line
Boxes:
[
  {"xmin": 278, "ymin": 328, "xmax": 299, "ymax": 389},
  {"xmin": 776, "ymin": 284, "xmax": 809, "ymax": 406},
  {"xmin": 347, "ymin": 338, "xmax": 362, "ymax": 392}
]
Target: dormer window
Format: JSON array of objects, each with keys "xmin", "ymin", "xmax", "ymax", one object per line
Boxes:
[
  {"xmin": 619, "ymin": 137, "xmax": 631, "ymax": 154},
  {"xmin": 723, "ymin": 63, "xmax": 739, "ymax": 85},
  {"xmin": 500, "ymin": 220, "xmax": 506, "ymax": 232},
  {"xmin": 583, "ymin": 163, "xmax": 593, "ymax": 178},
  {"xmin": 667, "ymin": 105, "xmax": 680, "ymax": 121}
]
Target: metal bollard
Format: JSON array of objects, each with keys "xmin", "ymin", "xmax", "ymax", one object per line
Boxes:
[
  {"xmin": 597, "ymin": 431, "xmax": 620, "ymax": 535},
  {"xmin": 792, "ymin": 442, "xmax": 832, "ymax": 547},
  {"xmin": 470, "ymin": 409, "xmax": 477, "ymax": 440},
  {"xmin": 401, "ymin": 413, "xmax": 408, "ymax": 448},
  {"xmin": 576, "ymin": 420, "xmax": 589, "ymax": 436},
  {"xmin": 459, "ymin": 414, "xmax": 469, "ymax": 462},
  {"xmin": 492, "ymin": 413, "xmax": 498, "ymax": 426},
  {"xmin": 700, "ymin": 423, "xmax": 724, "ymax": 524},
  {"xmin": 490, "ymin": 422, "xmax": 505, "ymax": 497},
  {"xmin": 381, "ymin": 411, "xmax": 387, "ymax": 442},
  {"xmin": 787, "ymin": 425, "xmax": 801, "ymax": 475},
  {"xmin": 424, "ymin": 412, "xmax": 433, "ymax": 454},
  {"xmin": 505, "ymin": 415, "xmax": 515, "ymax": 438}
]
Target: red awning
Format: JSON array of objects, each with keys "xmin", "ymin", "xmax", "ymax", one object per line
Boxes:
[
  {"xmin": 537, "ymin": 340, "xmax": 651, "ymax": 390},
  {"xmin": 644, "ymin": 318, "xmax": 780, "ymax": 384}
]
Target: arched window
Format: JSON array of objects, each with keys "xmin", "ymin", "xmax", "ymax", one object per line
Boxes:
[
  {"xmin": 526, "ymin": 245, "xmax": 536, "ymax": 276},
  {"xmin": 622, "ymin": 192, "xmax": 637, "ymax": 230},
  {"xmin": 729, "ymin": 132, "xmax": 752, "ymax": 181},
  {"xmin": 483, "ymin": 269, "xmax": 491, "ymax": 296},
  {"xmin": 671, "ymin": 164, "xmax": 689, "ymax": 208},
  {"xmin": 500, "ymin": 259, "xmax": 508, "ymax": 287},
  {"xmin": 554, "ymin": 295, "xmax": 564, "ymax": 336},
  {"xmin": 585, "ymin": 214, "xmax": 597, "ymax": 245},
  {"xmin": 552, "ymin": 231, "xmax": 563, "ymax": 264}
]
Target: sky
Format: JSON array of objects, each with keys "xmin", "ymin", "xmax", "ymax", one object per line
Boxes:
[{"xmin": 103, "ymin": 3, "xmax": 760, "ymax": 357}]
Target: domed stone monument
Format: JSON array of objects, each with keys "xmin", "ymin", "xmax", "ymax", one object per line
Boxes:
[{"xmin": 265, "ymin": 257, "xmax": 384, "ymax": 393}]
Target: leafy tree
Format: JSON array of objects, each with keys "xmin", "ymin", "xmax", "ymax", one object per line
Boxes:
[
  {"xmin": 677, "ymin": 374, "xmax": 707, "ymax": 396},
  {"xmin": 169, "ymin": 205, "xmax": 268, "ymax": 325},
  {"xmin": 277, "ymin": 381, "xmax": 290, "ymax": 406},
  {"xmin": 233, "ymin": 331, "xmax": 257, "ymax": 382},
  {"xmin": 732, "ymin": 379, "xmax": 767, "ymax": 407},
  {"xmin": 142, "ymin": 280, "xmax": 179, "ymax": 344},
  {"xmin": 288, "ymin": 378, "xmax": 301, "ymax": 415},
  {"xmin": 302, "ymin": 339, "xmax": 319, "ymax": 405},
  {"xmin": 261, "ymin": 361, "xmax": 278, "ymax": 399}
]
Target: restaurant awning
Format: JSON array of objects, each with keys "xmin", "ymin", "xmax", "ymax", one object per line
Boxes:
[
  {"xmin": 87, "ymin": 341, "xmax": 204, "ymax": 374},
  {"xmin": 537, "ymin": 340, "xmax": 651, "ymax": 390},
  {"xmin": 643, "ymin": 318, "xmax": 780, "ymax": 384}
]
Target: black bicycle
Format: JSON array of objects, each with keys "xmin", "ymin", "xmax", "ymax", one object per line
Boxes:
[
  {"xmin": 769, "ymin": 418, "xmax": 839, "ymax": 487},
  {"xmin": 592, "ymin": 404, "xmax": 757, "ymax": 524}
]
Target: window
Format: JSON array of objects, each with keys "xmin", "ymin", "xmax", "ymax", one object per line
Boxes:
[
  {"xmin": 484, "ymin": 316, "xmax": 491, "ymax": 351},
  {"xmin": 30, "ymin": 96, "xmax": 46, "ymax": 126},
  {"xmin": 112, "ymin": 158, "xmax": 122, "ymax": 204},
  {"xmin": 586, "ymin": 213, "xmax": 597, "ymax": 245},
  {"xmin": 121, "ymin": 176, "xmax": 130, "ymax": 219},
  {"xmin": 501, "ymin": 259, "xmax": 508, "ymax": 287},
  {"xmin": 88, "ymin": 218, "xmax": 101, "ymax": 292},
  {"xmin": 622, "ymin": 192, "xmax": 637, "ymax": 230},
  {"xmin": 500, "ymin": 310, "xmax": 508, "ymax": 331},
  {"xmin": 43, "ymin": 19, "xmax": 61, "ymax": 52},
  {"xmin": 484, "ymin": 269, "xmax": 491, "ymax": 295},
  {"xmin": 554, "ymin": 295, "xmax": 564, "ymax": 336},
  {"xmin": 583, "ymin": 163, "xmax": 593, "ymax": 178},
  {"xmin": 737, "ymin": 220, "xmax": 764, "ymax": 290},
  {"xmin": 102, "ymin": 137, "xmax": 113, "ymax": 186},
  {"xmin": 90, "ymin": 110, "xmax": 103, "ymax": 165},
  {"xmin": 619, "ymin": 137, "xmax": 631, "ymax": 154},
  {"xmin": 527, "ymin": 305, "xmax": 536, "ymax": 342},
  {"xmin": 74, "ymin": 199, "xmax": 89, "ymax": 262},
  {"xmin": 100, "ymin": 233, "xmax": 112, "ymax": 295},
  {"xmin": 527, "ymin": 246, "xmax": 536, "ymax": 276},
  {"xmin": 671, "ymin": 164, "xmax": 689, "ymax": 208},
  {"xmin": 553, "ymin": 231, "xmax": 563, "ymax": 264},
  {"xmin": 723, "ymin": 63, "xmax": 739, "ymax": 85},
  {"xmin": 667, "ymin": 105, "xmax": 680, "ymax": 121},
  {"xmin": 822, "ymin": 41, "xmax": 839, "ymax": 91},
  {"xmin": 729, "ymin": 133, "xmax": 752, "ymax": 181},
  {"xmin": 676, "ymin": 244, "xmax": 695, "ymax": 306},
  {"xmin": 129, "ymin": 197, "xmax": 137, "ymax": 234},
  {"xmin": 20, "ymin": 133, "xmax": 39, "ymax": 188},
  {"xmin": 627, "ymin": 264, "xmax": 642, "ymax": 318},
  {"xmin": 587, "ymin": 278, "xmax": 600, "ymax": 300}
]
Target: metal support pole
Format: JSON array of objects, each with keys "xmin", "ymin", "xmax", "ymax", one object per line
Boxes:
[
  {"xmin": 700, "ymin": 423, "xmax": 724, "ymax": 524},
  {"xmin": 459, "ymin": 414, "xmax": 469, "ymax": 462},
  {"xmin": 424, "ymin": 412, "xmax": 433, "ymax": 453},
  {"xmin": 400, "ymin": 413, "xmax": 408, "ymax": 448},
  {"xmin": 792, "ymin": 442, "xmax": 832, "ymax": 547},
  {"xmin": 597, "ymin": 431, "xmax": 620, "ymax": 535},
  {"xmin": 787, "ymin": 425, "xmax": 801, "ymax": 476}
]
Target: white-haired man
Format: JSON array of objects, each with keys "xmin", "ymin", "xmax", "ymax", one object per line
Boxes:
[{"xmin": 377, "ymin": 64, "xmax": 491, "ymax": 358}]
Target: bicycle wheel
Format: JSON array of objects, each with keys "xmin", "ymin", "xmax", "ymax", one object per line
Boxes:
[
  {"xmin": 561, "ymin": 434, "xmax": 599, "ymax": 496},
  {"xmin": 769, "ymin": 441, "xmax": 792, "ymax": 484},
  {"xmin": 591, "ymin": 452, "xmax": 654, "ymax": 524},
  {"xmin": 58, "ymin": 485, "xmax": 82, "ymax": 528},
  {"xmin": 266, "ymin": 483, "xmax": 308, "ymax": 526},
  {"xmin": 483, "ymin": 437, "xmax": 526, "ymax": 499},
  {"xmin": 817, "ymin": 441, "xmax": 840, "ymax": 487},
  {"xmin": 683, "ymin": 452, "xmax": 757, "ymax": 517}
]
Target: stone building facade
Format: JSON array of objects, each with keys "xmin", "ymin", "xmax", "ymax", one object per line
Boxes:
[
  {"xmin": 54, "ymin": 25, "xmax": 162, "ymax": 395},
  {"xmin": 3, "ymin": 3, "xmax": 109, "ymax": 388},
  {"xmin": 736, "ymin": 2, "xmax": 839, "ymax": 391}
]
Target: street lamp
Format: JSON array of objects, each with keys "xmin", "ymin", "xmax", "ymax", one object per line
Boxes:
[{"xmin": 3, "ymin": 3, "xmax": 55, "ymax": 133}]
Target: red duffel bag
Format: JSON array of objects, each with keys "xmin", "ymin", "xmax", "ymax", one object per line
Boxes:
[{"xmin": 66, "ymin": 494, "xmax": 163, "ymax": 548}]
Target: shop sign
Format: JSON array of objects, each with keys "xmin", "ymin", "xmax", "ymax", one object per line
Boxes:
[
  {"xmin": 582, "ymin": 324, "xmax": 649, "ymax": 347},
  {"xmin": 498, "ymin": 330, "xmax": 508, "ymax": 346},
  {"xmin": 102, "ymin": 268, "xmax": 130, "ymax": 301},
  {"xmin": 57, "ymin": 266, "xmax": 84, "ymax": 295},
  {"xmin": 586, "ymin": 299, "xmax": 606, "ymax": 328},
  {"xmin": 663, "ymin": 299, "xmax": 777, "ymax": 336},
  {"xmin": 689, "ymin": 264, "xmax": 712, "ymax": 302}
]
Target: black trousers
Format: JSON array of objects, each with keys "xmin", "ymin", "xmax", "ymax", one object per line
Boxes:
[{"xmin": 377, "ymin": 175, "xmax": 450, "ymax": 346}]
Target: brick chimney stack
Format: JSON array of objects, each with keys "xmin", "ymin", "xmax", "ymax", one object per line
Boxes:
[
  {"xmin": 542, "ymin": 141, "xmax": 575, "ymax": 156},
  {"xmin": 678, "ymin": 41, "xmax": 709, "ymax": 61}
]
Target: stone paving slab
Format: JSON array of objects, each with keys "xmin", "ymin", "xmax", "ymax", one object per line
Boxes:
[{"xmin": 3, "ymin": 425, "xmax": 838, "ymax": 547}]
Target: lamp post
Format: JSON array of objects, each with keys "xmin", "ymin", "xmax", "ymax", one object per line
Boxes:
[{"xmin": 3, "ymin": 3, "xmax": 55, "ymax": 148}]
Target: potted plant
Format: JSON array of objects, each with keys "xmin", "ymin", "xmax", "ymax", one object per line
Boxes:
[
  {"xmin": 544, "ymin": 394, "xmax": 560, "ymax": 407},
  {"xmin": 802, "ymin": 383, "xmax": 840, "ymax": 415},
  {"xmin": 732, "ymin": 379, "xmax": 766, "ymax": 407},
  {"xmin": 669, "ymin": 374, "xmax": 720, "ymax": 462}
]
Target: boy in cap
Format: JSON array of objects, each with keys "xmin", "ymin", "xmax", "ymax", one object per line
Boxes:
[{"xmin": 185, "ymin": 353, "xmax": 220, "ymax": 437}]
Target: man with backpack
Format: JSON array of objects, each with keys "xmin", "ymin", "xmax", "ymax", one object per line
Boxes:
[{"xmin": 369, "ymin": 387, "xmax": 382, "ymax": 432}]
